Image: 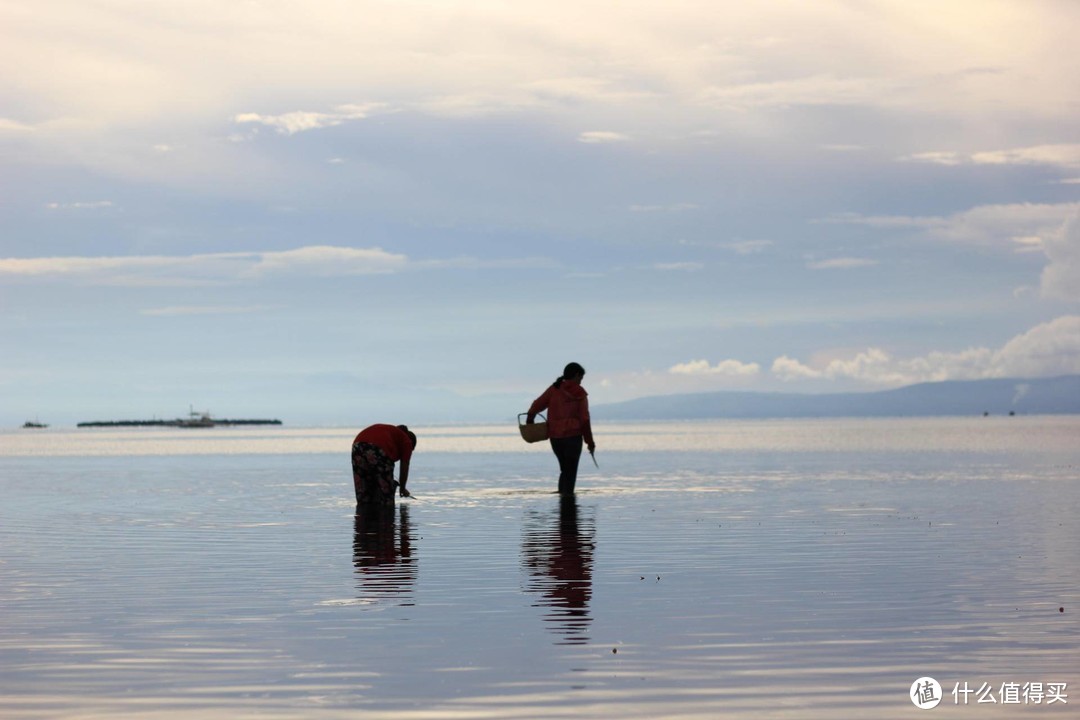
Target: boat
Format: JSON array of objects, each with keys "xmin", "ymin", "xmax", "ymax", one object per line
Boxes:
[
  {"xmin": 176, "ymin": 408, "xmax": 215, "ymax": 428},
  {"xmin": 22, "ymin": 421, "xmax": 49, "ymax": 429}
]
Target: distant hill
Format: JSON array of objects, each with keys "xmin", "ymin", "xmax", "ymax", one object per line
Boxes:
[{"xmin": 594, "ymin": 375, "xmax": 1080, "ymax": 420}]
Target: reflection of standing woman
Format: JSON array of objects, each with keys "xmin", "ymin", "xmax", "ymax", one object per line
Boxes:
[
  {"xmin": 351, "ymin": 424, "xmax": 416, "ymax": 505},
  {"xmin": 526, "ymin": 362, "xmax": 595, "ymax": 494}
]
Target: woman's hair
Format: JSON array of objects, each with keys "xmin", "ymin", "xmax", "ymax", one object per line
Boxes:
[
  {"xmin": 397, "ymin": 424, "xmax": 417, "ymax": 448},
  {"xmin": 553, "ymin": 362, "xmax": 586, "ymax": 388}
]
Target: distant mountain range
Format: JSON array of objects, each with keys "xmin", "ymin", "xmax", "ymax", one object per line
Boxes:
[{"xmin": 594, "ymin": 375, "xmax": 1080, "ymax": 420}]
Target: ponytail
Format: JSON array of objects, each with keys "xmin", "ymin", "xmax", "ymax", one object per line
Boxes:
[{"xmin": 553, "ymin": 362, "xmax": 586, "ymax": 388}]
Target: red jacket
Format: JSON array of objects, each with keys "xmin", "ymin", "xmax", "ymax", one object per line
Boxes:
[
  {"xmin": 353, "ymin": 424, "xmax": 414, "ymax": 463},
  {"xmin": 528, "ymin": 380, "xmax": 594, "ymax": 445}
]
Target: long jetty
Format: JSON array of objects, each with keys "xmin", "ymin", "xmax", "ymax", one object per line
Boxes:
[{"xmin": 77, "ymin": 418, "xmax": 282, "ymax": 428}]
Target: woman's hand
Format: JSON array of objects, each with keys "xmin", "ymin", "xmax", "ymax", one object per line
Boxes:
[{"xmin": 399, "ymin": 487, "xmax": 411, "ymax": 498}]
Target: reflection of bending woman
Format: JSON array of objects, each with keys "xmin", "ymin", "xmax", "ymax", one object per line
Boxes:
[
  {"xmin": 354, "ymin": 503, "xmax": 416, "ymax": 606},
  {"xmin": 351, "ymin": 424, "xmax": 416, "ymax": 505}
]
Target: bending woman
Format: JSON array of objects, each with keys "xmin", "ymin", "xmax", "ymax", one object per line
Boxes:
[
  {"xmin": 351, "ymin": 424, "xmax": 417, "ymax": 505},
  {"xmin": 526, "ymin": 362, "xmax": 595, "ymax": 495}
]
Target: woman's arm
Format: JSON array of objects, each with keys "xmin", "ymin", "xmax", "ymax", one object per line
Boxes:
[
  {"xmin": 398, "ymin": 457, "xmax": 410, "ymax": 497},
  {"xmin": 582, "ymin": 396, "xmax": 595, "ymax": 451},
  {"xmin": 526, "ymin": 386, "xmax": 552, "ymax": 423}
]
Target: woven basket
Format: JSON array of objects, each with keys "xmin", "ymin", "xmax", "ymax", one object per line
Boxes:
[{"xmin": 518, "ymin": 413, "xmax": 548, "ymax": 443}]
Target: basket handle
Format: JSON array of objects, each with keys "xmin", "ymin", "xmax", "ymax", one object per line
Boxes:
[{"xmin": 518, "ymin": 412, "xmax": 545, "ymax": 426}]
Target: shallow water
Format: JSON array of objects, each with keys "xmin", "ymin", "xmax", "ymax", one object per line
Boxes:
[{"xmin": 1, "ymin": 417, "xmax": 1078, "ymax": 718}]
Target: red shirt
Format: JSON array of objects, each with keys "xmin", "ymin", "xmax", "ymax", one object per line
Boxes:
[
  {"xmin": 528, "ymin": 380, "xmax": 594, "ymax": 445},
  {"xmin": 353, "ymin": 424, "xmax": 414, "ymax": 463}
]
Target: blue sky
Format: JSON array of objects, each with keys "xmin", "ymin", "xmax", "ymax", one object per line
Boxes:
[{"xmin": 2, "ymin": 1, "xmax": 1079, "ymax": 426}]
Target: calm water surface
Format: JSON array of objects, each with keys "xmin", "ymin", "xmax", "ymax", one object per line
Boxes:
[{"xmin": 1, "ymin": 417, "xmax": 1078, "ymax": 718}]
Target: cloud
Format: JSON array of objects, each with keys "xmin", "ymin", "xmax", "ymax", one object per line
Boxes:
[
  {"xmin": 0, "ymin": 246, "xmax": 408, "ymax": 286},
  {"xmin": 821, "ymin": 204, "xmax": 1080, "ymax": 298},
  {"xmin": 677, "ymin": 238, "xmax": 774, "ymax": 255},
  {"xmin": 698, "ymin": 74, "xmax": 885, "ymax": 110},
  {"xmin": 725, "ymin": 239, "xmax": 773, "ymax": 255},
  {"xmin": 806, "ymin": 257, "xmax": 878, "ymax": 270},
  {"xmin": 140, "ymin": 305, "xmax": 276, "ymax": 317},
  {"xmin": 814, "ymin": 212, "xmax": 947, "ymax": 230},
  {"xmin": 578, "ymin": 131, "xmax": 629, "ymax": 144},
  {"xmin": 0, "ymin": 117, "xmax": 35, "ymax": 132},
  {"xmin": 904, "ymin": 144, "xmax": 1080, "ymax": 169},
  {"xmin": 654, "ymin": 262, "xmax": 704, "ymax": 272},
  {"xmin": 243, "ymin": 246, "xmax": 407, "ymax": 277},
  {"xmin": 45, "ymin": 200, "xmax": 114, "ymax": 211},
  {"xmin": 0, "ymin": 246, "xmax": 560, "ymax": 286},
  {"xmin": 417, "ymin": 256, "xmax": 558, "ymax": 271},
  {"xmin": 670, "ymin": 359, "xmax": 761, "ymax": 377},
  {"xmin": 234, "ymin": 103, "xmax": 386, "ymax": 135},
  {"xmin": 771, "ymin": 316, "xmax": 1080, "ymax": 386},
  {"xmin": 629, "ymin": 203, "xmax": 698, "ymax": 213},
  {"xmin": 995, "ymin": 316, "xmax": 1080, "ymax": 377},
  {"xmin": 1040, "ymin": 210, "xmax": 1080, "ymax": 302},
  {"xmin": 819, "ymin": 202, "xmax": 1080, "ymax": 250},
  {"xmin": 771, "ymin": 355, "xmax": 828, "ymax": 382}
]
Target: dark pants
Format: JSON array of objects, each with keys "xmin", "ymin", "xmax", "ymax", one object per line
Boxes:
[{"xmin": 550, "ymin": 435, "xmax": 583, "ymax": 494}]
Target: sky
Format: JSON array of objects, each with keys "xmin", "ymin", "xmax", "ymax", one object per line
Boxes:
[{"xmin": 2, "ymin": 0, "xmax": 1079, "ymax": 427}]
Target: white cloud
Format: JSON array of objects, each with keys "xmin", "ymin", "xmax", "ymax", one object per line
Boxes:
[
  {"xmin": 902, "ymin": 151, "xmax": 964, "ymax": 166},
  {"xmin": 234, "ymin": 103, "xmax": 386, "ymax": 135},
  {"xmin": 416, "ymin": 256, "xmax": 558, "ymax": 271},
  {"xmin": 771, "ymin": 316, "xmax": 1080, "ymax": 386},
  {"xmin": 654, "ymin": 262, "xmax": 704, "ymax": 272},
  {"xmin": 0, "ymin": 117, "xmax": 35, "ymax": 132},
  {"xmin": 698, "ymin": 74, "xmax": 884, "ymax": 110},
  {"xmin": 0, "ymin": 246, "xmax": 408, "ymax": 286},
  {"xmin": 806, "ymin": 257, "xmax": 878, "ymax": 270},
  {"xmin": 725, "ymin": 239, "xmax": 773, "ymax": 255},
  {"xmin": 629, "ymin": 203, "xmax": 698, "ymax": 213},
  {"xmin": 771, "ymin": 355, "xmax": 826, "ymax": 382},
  {"xmin": 0, "ymin": 246, "xmax": 563, "ymax": 286},
  {"xmin": 814, "ymin": 212, "xmax": 947, "ymax": 229},
  {"xmin": 904, "ymin": 144, "xmax": 1080, "ymax": 169},
  {"xmin": 670, "ymin": 359, "xmax": 761, "ymax": 377},
  {"xmin": 578, "ymin": 131, "xmax": 629, "ymax": 144},
  {"xmin": 820, "ymin": 202, "xmax": 1080, "ymax": 250},
  {"xmin": 140, "ymin": 305, "xmax": 276, "ymax": 317},
  {"xmin": 822, "ymin": 204, "xmax": 1080, "ymax": 298},
  {"xmin": 45, "ymin": 201, "xmax": 114, "ymax": 210},
  {"xmin": 819, "ymin": 144, "xmax": 864, "ymax": 152},
  {"xmin": 1040, "ymin": 210, "xmax": 1080, "ymax": 302},
  {"xmin": 244, "ymin": 246, "xmax": 407, "ymax": 277}
]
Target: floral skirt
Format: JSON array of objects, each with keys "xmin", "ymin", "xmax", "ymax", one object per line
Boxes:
[{"xmin": 352, "ymin": 442, "xmax": 396, "ymax": 505}]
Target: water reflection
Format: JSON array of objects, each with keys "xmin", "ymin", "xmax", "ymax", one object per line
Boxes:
[
  {"xmin": 521, "ymin": 496, "xmax": 596, "ymax": 645},
  {"xmin": 353, "ymin": 503, "xmax": 416, "ymax": 606}
]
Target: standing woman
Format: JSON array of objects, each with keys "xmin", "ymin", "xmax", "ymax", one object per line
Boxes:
[
  {"xmin": 351, "ymin": 424, "xmax": 417, "ymax": 505},
  {"xmin": 526, "ymin": 362, "xmax": 596, "ymax": 495}
]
